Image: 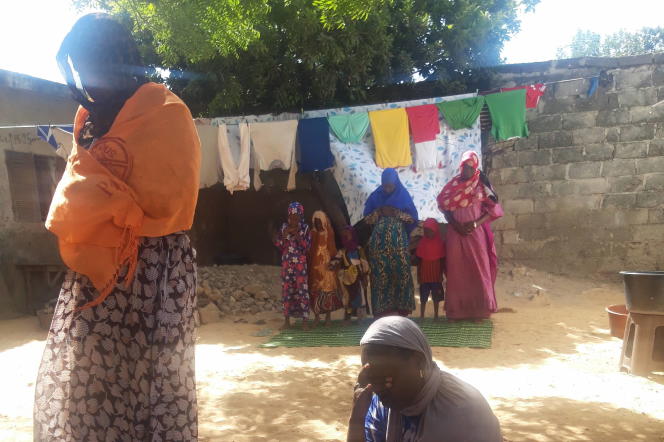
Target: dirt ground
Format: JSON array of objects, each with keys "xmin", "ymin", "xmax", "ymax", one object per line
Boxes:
[{"xmin": 0, "ymin": 265, "xmax": 663, "ymax": 441}]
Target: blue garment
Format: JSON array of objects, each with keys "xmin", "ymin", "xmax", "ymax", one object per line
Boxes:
[
  {"xmin": 363, "ymin": 168, "xmax": 418, "ymax": 233},
  {"xmin": 587, "ymin": 76, "xmax": 599, "ymax": 97},
  {"xmin": 365, "ymin": 394, "xmax": 420, "ymax": 442},
  {"xmin": 36, "ymin": 125, "xmax": 74, "ymax": 150},
  {"xmin": 297, "ymin": 117, "xmax": 334, "ymax": 172}
]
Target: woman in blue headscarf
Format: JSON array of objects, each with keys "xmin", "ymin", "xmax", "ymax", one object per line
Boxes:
[{"xmin": 364, "ymin": 169, "xmax": 418, "ymax": 317}]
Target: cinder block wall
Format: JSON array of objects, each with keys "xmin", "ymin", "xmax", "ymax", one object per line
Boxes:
[{"xmin": 487, "ymin": 55, "xmax": 664, "ymax": 276}]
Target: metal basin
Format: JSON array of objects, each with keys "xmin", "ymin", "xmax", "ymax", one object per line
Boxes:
[{"xmin": 620, "ymin": 271, "xmax": 664, "ymax": 315}]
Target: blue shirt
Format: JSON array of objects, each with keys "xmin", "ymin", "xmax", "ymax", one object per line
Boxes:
[{"xmin": 365, "ymin": 394, "xmax": 420, "ymax": 442}]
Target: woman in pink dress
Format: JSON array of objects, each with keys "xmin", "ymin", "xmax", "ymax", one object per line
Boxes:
[{"xmin": 437, "ymin": 151, "xmax": 503, "ymax": 321}]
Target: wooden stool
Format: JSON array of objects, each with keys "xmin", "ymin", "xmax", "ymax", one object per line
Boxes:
[{"xmin": 620, "ymin": 312, "xmax": 664, "ymax": 376}]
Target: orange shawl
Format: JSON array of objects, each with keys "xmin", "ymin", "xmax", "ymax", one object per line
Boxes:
[
  {"xmin": 46, "ymin": 83, "xmax": 201, "ymax": 310},
  {"xmin": 308, "ymin": 211, "xmax": 338, "ymax": 293}
]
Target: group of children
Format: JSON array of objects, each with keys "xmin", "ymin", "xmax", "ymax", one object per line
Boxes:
[{"xmin": 274, "ymin": 201, "xmax": 448, "ymax": 329}]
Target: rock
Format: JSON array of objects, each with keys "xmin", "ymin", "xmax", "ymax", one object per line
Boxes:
[
  {"xmin": 528, "ymin": 291, "xmax": 551, "ymax": 305},
  {"xmin": 208, "ymin": 289, "xmax": 223, "ymax": 302},
  {"xmin": 234, "ymin": 318, "xmax": 248, "ymax": 324},
  {"xmin": 510, "ymin": 267, "xmax": 528, "ymax": 278},
  {"xmin": 511, "ymin": 291, "xmax": 523, "ymax": 298},
  {"xmin": 496, "ymin": 307, "xmax": 517, "ymax": 313},
  {"xmin": 233, "ymin": 290, "xmax": 247, "ymax": 300},
  {"xmin": 199, "ymin": 303, "xmax": 222, "ymax": 324},
  {"xmin": 254, "ymin": 319, "xmax": 267, "ymax": 325},
  {"xmin": 244, "ymin": 284, "xmax": 264, "ymax": 296},
  {"xmin": 256, "ymin": 291, "xmax": 269, "ymax": 301}
]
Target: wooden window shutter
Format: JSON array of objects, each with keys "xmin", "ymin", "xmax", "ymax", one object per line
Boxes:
[
  {"xmin": 34, "ymin": 155, "xmax": 65, "ymax": 221},
  {"xmin": 5, "ymin": 151, "xmax": 41, "ymax": 222}
]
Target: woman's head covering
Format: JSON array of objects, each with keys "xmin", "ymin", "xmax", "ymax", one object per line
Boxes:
[
  {"xmin": 57, "ymin": 13, "xmax": 148, "ymax": 140},
  {"xmin": 341, "ymin": 225, "xmax": 360, "ymax": 252},
  {"xmin": 437, "ymin": 151, "xmax": 489, "ymax": 212},
  {"xmin": 360, "ymin": 316, "xmax": 502, "ymax": 442},
  {"xmin": 288, "ymin": 201, "xmax": 304, "ymax": 217},
  {"xmin": 311, "ymin": 211, "xmax": 337, "ymax": 255},
  {"xmin": 416, "ymin": 218, "xmax": 446, "ymax": 261},
  {"xmin": 364, "ymin": 169, "xmax": 418, "ymax": 229},
  {"xmin": 361, "ymin": 316, "xmax": 433, "ymax": 370}
]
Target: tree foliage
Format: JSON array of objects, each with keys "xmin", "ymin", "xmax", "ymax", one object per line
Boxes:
[
  {"xmin": 75, "ymin": 0, "xmax": 540, "ymax": 116},
  {"xmin": 557, "ymin": 27, "xmax": 664, "ymax": 59}
]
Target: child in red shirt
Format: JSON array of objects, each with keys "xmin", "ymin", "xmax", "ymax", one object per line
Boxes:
[{"xmin": 415, "ymin": 218, "xmax": 446, "ymax": 319}]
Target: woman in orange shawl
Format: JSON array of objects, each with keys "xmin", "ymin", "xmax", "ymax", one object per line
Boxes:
[
  {"xmin": 34, "ymin": 14, "xmax": 201, "ymax": 441},
  {"xmin": 308, "ymin": 211, "xmax": 344, "ymax": 326}
]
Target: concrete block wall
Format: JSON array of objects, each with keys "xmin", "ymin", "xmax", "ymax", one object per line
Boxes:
[{"xmin": 487, "ymin": 55, "xmax": 664, "ymax": 276}]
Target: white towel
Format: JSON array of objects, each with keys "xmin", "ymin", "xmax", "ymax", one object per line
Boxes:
[
  {"xmin": 196, "ymin": 123, "xmax": 222, "ymax": 189},
  {"xmin": 218, "ymin": 123, "xmax": 250, "ymax": 194},
  {"xmin": 249, "ymin": 120, "xmax": 298, "ymax": 191},
  {"xmin": 413, "ymin": 140, "xmax": 438, "ymax": 171},
  {"xmin": 52, "ymin": 128, "xmax": 73, "ymax": 160}
]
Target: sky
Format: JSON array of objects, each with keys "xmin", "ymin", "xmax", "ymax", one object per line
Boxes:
[{"xmin": 0, "ymin": 0, "xmax": 663, "ymax": 84}]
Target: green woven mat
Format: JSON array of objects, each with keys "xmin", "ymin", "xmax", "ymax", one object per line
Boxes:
[{"xmin": 260, "ymin": 318, "xmax": 493, "ymax": 349}]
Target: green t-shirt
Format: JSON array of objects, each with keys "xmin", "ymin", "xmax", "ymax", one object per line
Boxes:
[
  {"xmin": 436, "ymin": 96, "xmax": 485, "ymax": 130},
  {"xmin": 484, "ymin": 89, "xmax": 529, "ymax": 141}
]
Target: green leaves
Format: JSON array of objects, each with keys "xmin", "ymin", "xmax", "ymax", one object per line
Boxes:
[
  {"xmin": 73, "ymin": 0, "xmax": 536, "ymax": 115},
  {"xmin": 557, "ymin": 27, "xmax": 664, "ymax": 59}
]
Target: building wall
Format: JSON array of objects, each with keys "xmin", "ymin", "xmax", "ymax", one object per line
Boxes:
[
  {"xmin": 0, "ymin": 71, "xmax": 76, "ymax": 314},
  {"xmin": 0, "ymin": 70, "xmax": 77, "ymax": 126},
  {"xmin": 487, "ymin": 54, "xmax": 664, "ymax": 277},
  {"xmin": 0, "ymin": 128, "xmax": 64, "ymax": 314}
]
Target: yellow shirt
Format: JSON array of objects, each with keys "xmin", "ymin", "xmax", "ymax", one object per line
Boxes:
[{"xmin": 369, "ymin": 108, "xmax": 412, "ymax": 168}]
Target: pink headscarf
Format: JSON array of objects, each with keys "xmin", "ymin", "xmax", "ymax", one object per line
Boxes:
[{"xmin": 437, "ymin": 151, "xmax": 488, "ymax": 212}]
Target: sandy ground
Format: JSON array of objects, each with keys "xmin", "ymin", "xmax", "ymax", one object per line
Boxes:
[{"xmin": 0, "ymin": 266, "xmax": 663, "ymax": 441}]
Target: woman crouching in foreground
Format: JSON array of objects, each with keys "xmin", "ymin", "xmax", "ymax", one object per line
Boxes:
[{"xmin": 347, "ymin": 316, "xmax": 502, "ymax": 442}]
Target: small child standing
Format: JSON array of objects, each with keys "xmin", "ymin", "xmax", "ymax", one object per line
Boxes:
[
  {"xmin": 274, "ymin": 202, "xmax": 312, "ymax": 330},
  {"xmin": 415, "ymin": 218, "xmax": 446, "ymax": 320}
]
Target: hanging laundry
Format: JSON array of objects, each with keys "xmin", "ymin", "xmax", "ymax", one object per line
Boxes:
[
  {"xmin": 413, "ymin": 140, "xmax": 439, "ymax": 171},
  {"xmin": 484, "ymin": 89, "xmax": 529, "ymax": 141},
  {"xmin": 328, "ymin": 113, "xmax": 370, "ymax": 144},
  {"xmin": 37, "ymin": 125, "xmax": 74, "ymax": 159},
  {"xmin": 587, "ymin": 77, "xmax": 599, "ymax": 97},
  {"xmin": 500, "ymin": 84, "xmax": 546, "ymax": 109},
  {"xmin": 297, "ymin": 117, "xmax": 334, "ymax": 172},
  {"xmin": 195, "ymin": 121, "xmax": 222, "ymax": 189},
  {"xmin": 405, "ymin": 104, "xmax": 440, "ymax": 143},
  {"xmin": 436, "ymin": 97, "xmax": 486, "ymax": 130},
  {"xmin": 369, "ymin": 108, "xmax": 412, "ymax": 169},
  {"xmin": 218, "ymin": 123, "xmax": 250, "ymax": 194},
  {"xmin": 250, "ymin": 120, "xmax": 299, "ymax": 191},
  {"xmin": 52, "ymin": 127, "xmax": 74, "ymax": 159}
]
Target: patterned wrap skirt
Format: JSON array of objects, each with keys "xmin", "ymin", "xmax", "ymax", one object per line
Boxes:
[{"xmin": 34, "ymin": 233, "xmax": 198, "ymax": 442}]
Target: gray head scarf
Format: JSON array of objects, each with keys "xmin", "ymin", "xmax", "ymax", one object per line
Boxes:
[{"xmin": 360, "ymin": 317, "xmax": 502, "ymax": 442}]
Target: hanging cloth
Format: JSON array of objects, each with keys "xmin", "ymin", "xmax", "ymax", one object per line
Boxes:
[
  {"xmin": 484, "ymin": 89, "xmax": 529, "ymax": 141},
  {"xmin": 52, "ymin": 127, "xmax": 74, "ymax": 159},
  {"xmin": 195, "ymin": 121, "xmax": 222, "ymax": 188},
  {"xmin": 405, "ymin": 104, "xmax": 440, "ymax": 143},
  {"xmin": 436, "ymin": 97, "xmax": 485, "ymax": 130},
  {"xmin": 218, "ymin": 123, "xmax": 250, "ymax": 193},
  {"xmin": 297, "ymin": 117, "xmax": 334, "ymax": 172},
  {"xmin": 250, "ymin": 120, "xmax": 299, "ymax": 191},
  {"xmin": 587, "ymin": 77, "xmax": 599, "ymax": 97},
  {"xmin": 328, "ymin": 113, "xmax": 370, "ymax": 144},
  {"xmin": 500, "ymin": 84, "xmax": 546, "ymax": 108},
  {"xmin": 369, "ymin": 108, "xmax": 412, "ymax": 169},
  {"xmin": 413, "ymin": 140, "xmax": 438, "ymax": 171}
]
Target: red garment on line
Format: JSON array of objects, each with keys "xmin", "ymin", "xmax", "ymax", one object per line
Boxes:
[
  {"xmin": 405, "ymin": 104, "xmax": 441, "ymax": 143},
  {"xmin": 501, "ymin": 84, "xmax": 546, "ymax": 108}
]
